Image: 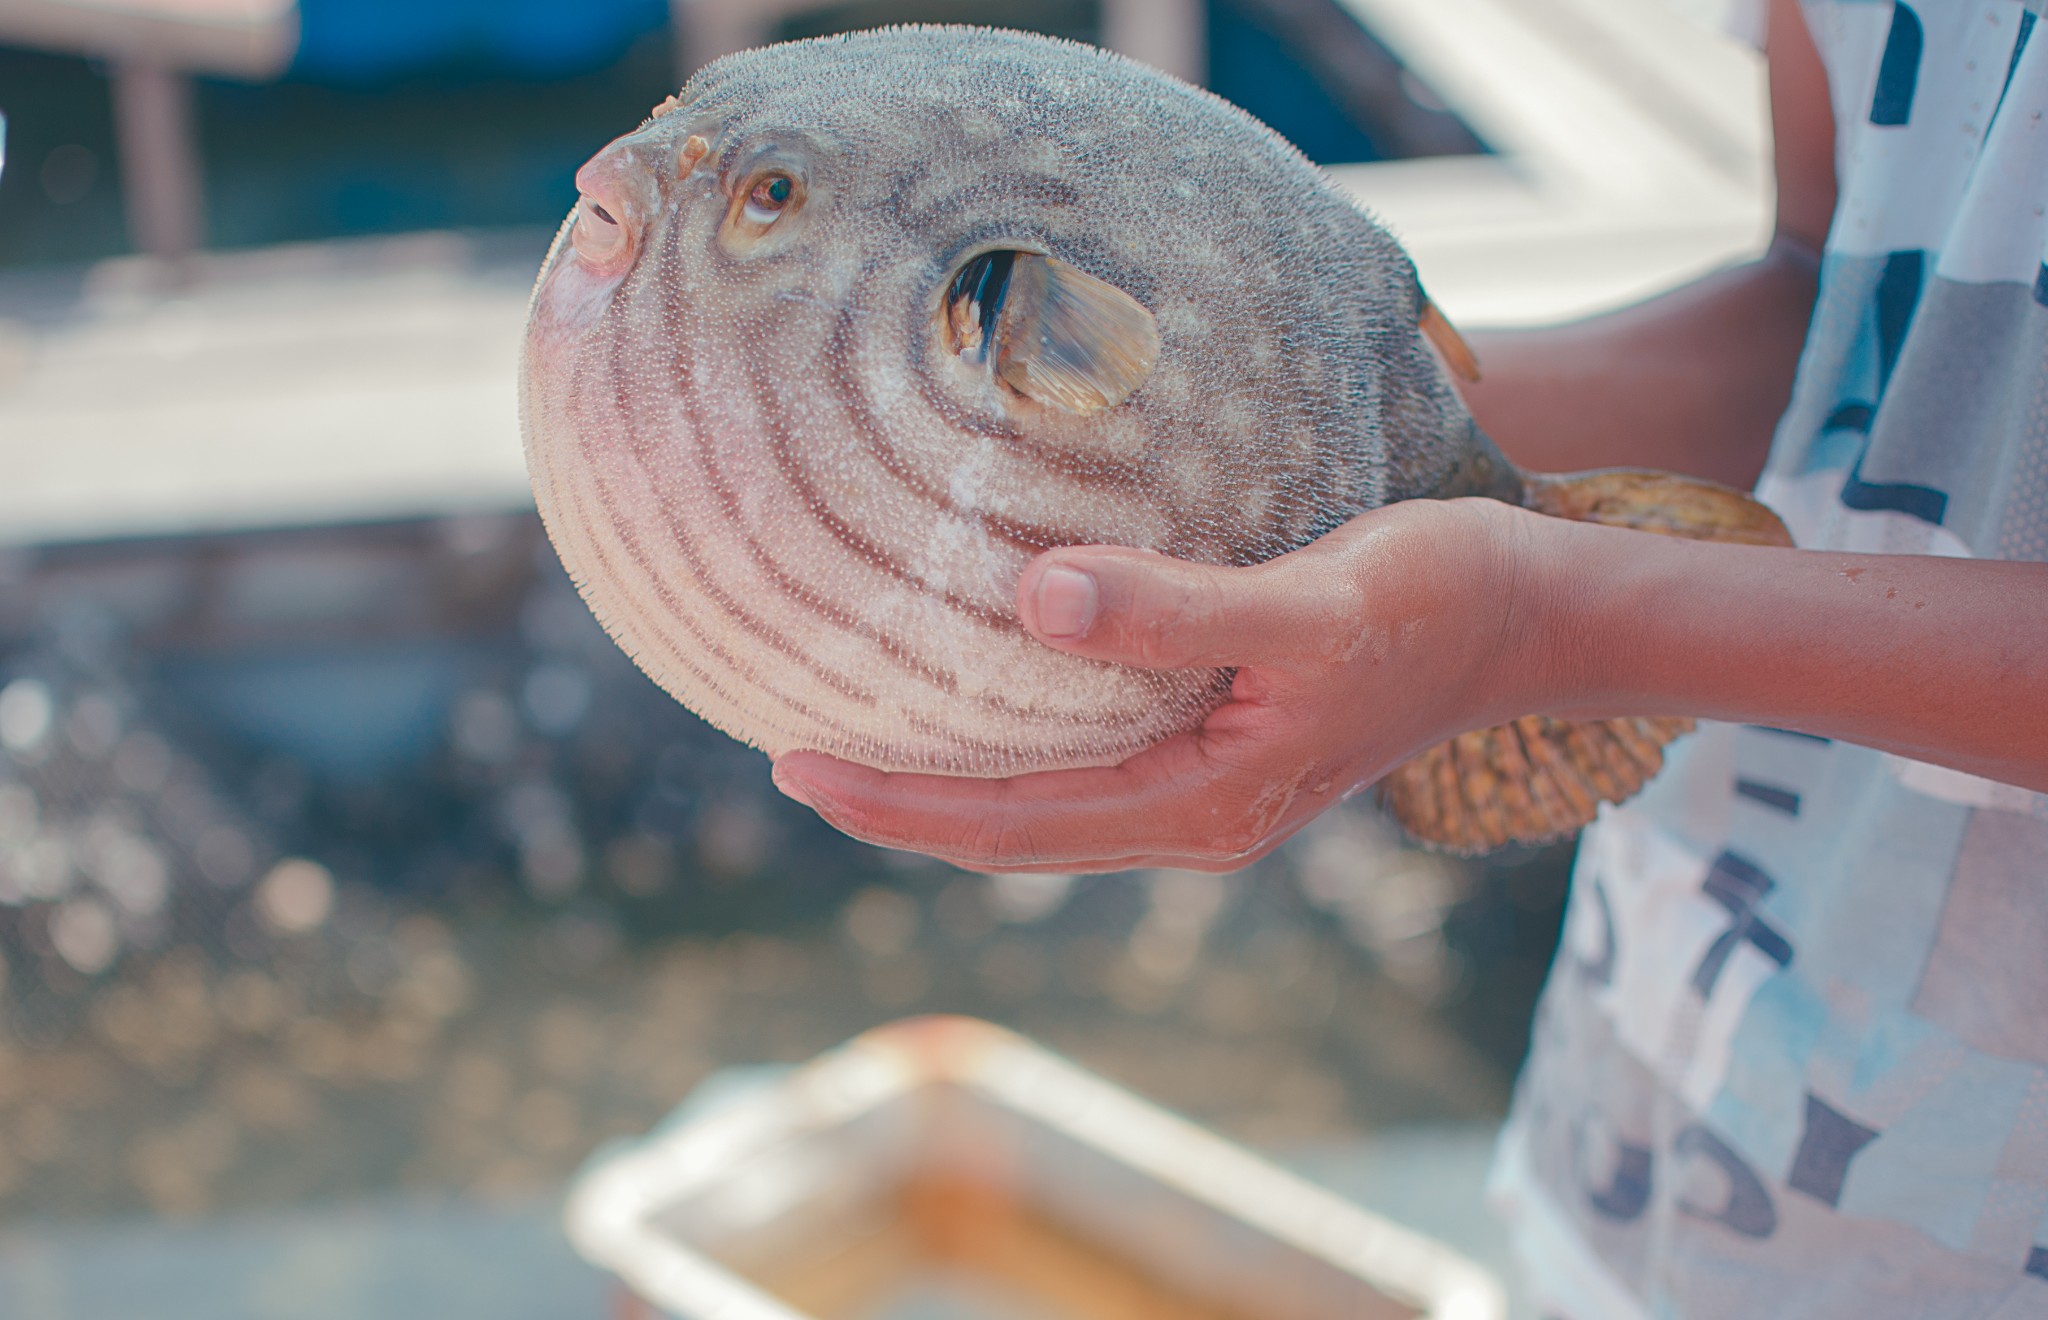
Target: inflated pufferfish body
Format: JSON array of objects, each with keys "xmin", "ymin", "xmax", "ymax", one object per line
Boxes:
[{"xmin": 520, "ymin": 26, "xmax": 1788, "ymax": 853}]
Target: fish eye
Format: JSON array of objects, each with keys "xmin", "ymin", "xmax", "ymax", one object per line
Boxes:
[{"xmin": 742, "ymin": 172, "xmax": 798, "ymax": 226}]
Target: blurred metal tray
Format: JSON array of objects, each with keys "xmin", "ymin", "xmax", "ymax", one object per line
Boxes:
[{"xmin": 567, "ymin": 1017, "xmax": 1504, "ymax": 1320}]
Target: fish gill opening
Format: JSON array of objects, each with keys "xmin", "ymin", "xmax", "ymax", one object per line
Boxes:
[{"xmin": 942, "ymin": 249, "xmax": 1018, "ymax": 364}]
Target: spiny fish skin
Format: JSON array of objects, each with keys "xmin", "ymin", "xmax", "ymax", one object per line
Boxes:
[{"xmin": 521, "ymin": 26, "xmax": 1498, "ymax": 778}]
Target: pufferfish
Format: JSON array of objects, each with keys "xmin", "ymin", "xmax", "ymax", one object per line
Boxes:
[{"xmin": 519, "ymin": 26, "xmax": 1789, "ymax": 854}]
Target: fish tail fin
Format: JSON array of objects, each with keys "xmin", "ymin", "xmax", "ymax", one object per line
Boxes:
[
  {"xmin": 1384, "ymin": 469, "xmax": 1790, "ymax": 853},
  {"xmin": 1384, "ymin": 715, "xmax": 1697, "ymax": 854}
]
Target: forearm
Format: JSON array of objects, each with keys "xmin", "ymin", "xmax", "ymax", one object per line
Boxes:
[
  {"xmin": 1459, "ymin": 0, "xmax": 1837, "ymax": 487},
  {"xmin": 1521, "ymin": 514, "xmax": 2048, "ymax": 789},
  {"xmin": 1461, "ymin": 239, "xmax": 1820, "ymax": 485}
]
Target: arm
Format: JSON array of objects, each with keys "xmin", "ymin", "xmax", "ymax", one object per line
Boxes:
[
  {"xmin": 774, "ymin": 504, "xmax": 2048, "ymax": 872},
  {"xmin": 1517, "ymin": 517, "xmax": 2048, "ymax": 779},
  {"xmin": 1461, "ymin": 0, "xmax": 1837, "ymax": 487},
  {"xmin": 1460, "ymin": 244, "xmax": 1818, "ymax": 486}
]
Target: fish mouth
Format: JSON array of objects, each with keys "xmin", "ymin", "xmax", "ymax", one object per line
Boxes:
[{"xmin": 942, "ymin": 249, "xmax": 1019, "ymax": 362}]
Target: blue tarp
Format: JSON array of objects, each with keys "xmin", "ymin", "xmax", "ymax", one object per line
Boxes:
[{"xmin": 291, "ymin": 0, "xmax": 670, "ymax": 82}]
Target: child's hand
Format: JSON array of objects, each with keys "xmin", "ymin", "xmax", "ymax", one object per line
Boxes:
[{"xmin": 770, "ymin": 498, "xmax": 1550, "ymax": 873}]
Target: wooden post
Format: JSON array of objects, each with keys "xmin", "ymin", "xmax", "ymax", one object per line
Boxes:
[
  {"xmin": 670, "ymin": 0, "xmax": 813, "ymax": 80},
  {"xmin": 1101, "ymin": 0, "xmax": 1206, "ymax": 85},
  {"xmin": 110, "ymin": 59, "xmax": 206, "ymax": 261}
]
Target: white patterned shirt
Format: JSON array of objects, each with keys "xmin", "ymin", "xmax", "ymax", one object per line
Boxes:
[{"xmin": 1489, "ymin": 2, "xmax": 2048, "ymax": 1316}]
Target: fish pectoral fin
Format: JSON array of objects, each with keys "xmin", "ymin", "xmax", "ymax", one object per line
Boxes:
[
  {"xmin": 1384, "ymin": 715, "xmax": 1696, "ymax": 854},
  {"xmin": 993, "ymin": 253, "xmax": 1160, "ymax": 414},
  {"xmin": 1419, "ymin": 296, "xmax": 1480, "ymax": 384},
  {"xmin": 1521, "ymin": 469, "xmax": 1795, "ymax": 546}
]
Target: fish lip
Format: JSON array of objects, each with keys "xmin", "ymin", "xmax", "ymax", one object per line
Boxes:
[{"xmin": 570, "ymin": 135, "xmax": 671, "ymax": 274}]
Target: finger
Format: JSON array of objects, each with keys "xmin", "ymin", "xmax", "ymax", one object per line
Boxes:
[
  {"xmin": 920, "ymin": 809, "xmax": 1308, "ymax": 876},
  {"xmin": 925, "ymin": 809, "xmax": 1314, "ymax": 874},
  {"xmin": 943, "ymin": 854, "xmax": 1164, "ymax": 877},
  {"xmin": 771, "ymin": 735, "xmax": 1299, "ymax": 870},
  {"xmin": 941, "ymin": 834, "xmax": 1298, "ymax": 876},
  {"xmin": 1015, "ymin": 539, "xmax": 1364, "ymax": 671}
]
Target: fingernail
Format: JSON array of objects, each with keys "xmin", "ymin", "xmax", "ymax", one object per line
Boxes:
[
  {"xmin": 771, "ymin": 769, "xmax": 815, "ymax": 809},
  {"xmin": 1033, "ymin": 565, "xmax": 1098, "ymax": 639}
]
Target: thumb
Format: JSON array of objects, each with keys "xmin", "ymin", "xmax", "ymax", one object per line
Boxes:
[{"xmin": 1016, "ymin": 542, "xmax": 1354, "ymax": 670}]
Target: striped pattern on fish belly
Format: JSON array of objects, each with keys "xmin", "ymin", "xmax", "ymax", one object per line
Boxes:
[{"xmin": 524, "ymin": 220, "xmax": 1229, "ymax": 778}]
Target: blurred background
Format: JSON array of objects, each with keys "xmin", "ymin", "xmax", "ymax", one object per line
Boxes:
[{"xmin": 0, "ymin": 1, "xmax": 1769, "ymax": 1316}]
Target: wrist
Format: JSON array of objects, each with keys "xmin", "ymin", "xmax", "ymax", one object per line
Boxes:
[
  {"xmin": 1445, "ymin": 500, "xmax": 1582, "ymax": 724},
  {"xmin": 1512, "ymin": 513, "xmax": 1747, "ymax": 724},
  {"xmin": 1482, "ymin": 503, "xmax": 1628, "ymax": 721}
]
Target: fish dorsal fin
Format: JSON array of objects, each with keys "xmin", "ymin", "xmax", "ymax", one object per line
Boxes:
[
  {"xmin": 1419, "ymin": 297, "xmax": 1480, "ymax": 384},
  {"xmin": 993, "ymin": 253, "xmax": 1160, "ymax": 414}
]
